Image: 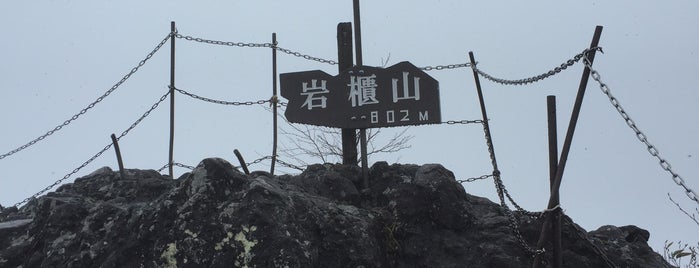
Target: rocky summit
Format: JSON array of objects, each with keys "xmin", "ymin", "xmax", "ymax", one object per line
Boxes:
[{"xmin": 0, "ymin": 158, "xmax": 671, "ymax": 267}]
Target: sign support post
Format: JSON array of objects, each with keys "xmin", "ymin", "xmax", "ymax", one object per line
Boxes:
[
  {"xmin": 337, "ymin": 23, "xmax": 358, "ymax": 166},
  {"xmin": 353, "ymin": 0, "xmax": 369, "ymax": 188}
]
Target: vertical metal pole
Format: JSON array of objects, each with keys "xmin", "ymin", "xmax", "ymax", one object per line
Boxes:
[
  {"xmin": 547, "ymin": 25, "xmax": 603, "ymax": 208},
  {"xmin": 234, "ymin": 149, "xmax": 250, "ymax": 175},
  {"xmin": 352, "ymin": 0, "xmax": 363, "ymax": 67},
  {"xmin": 168, "ymin": 21, "xmax": 176, "ymax": 179},
  {"xmin": 547, "ymin": 96, "xmax": 563, "ymax": 268},
  {"xmin": 353, "ymin": 0, "xmax": 369, "ymax": 188},
  {"xmin": 533, "ymin": 26, "xmax": 603, "ymax": 268},
  {"xmin": 271, "ymin": 33, "xmax": 278, "ymax": 175},
  {"xmin": 468, "ymin": 52, "xmax": 499, "ymax": 172},
  {"xmin": 337, "ymin": 23, "xmax": 357, "ymax": 165},
  {"xmin": 533, "ymin": 96, "xmax": 563, "ymax": 268},
  {"xmin": 110, "ymin": 134, "xmax": 126, "ymax": 179}
]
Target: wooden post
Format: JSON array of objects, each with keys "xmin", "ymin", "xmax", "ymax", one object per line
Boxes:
[
  {"xmin": 168, "ymin": 21, "xmax": 176, "ymax": 179},
  {"xmin": 110, "ymin": 134, "xmax": 126, "ymax": 179},
  {"xmin": 532, "ymin": 26, "xmax": 603, "ymax": 268},
  {"xmin": 337, "ymin": 23, "xmax": 357, "ymax": 166},
  {"xmin": 271, "ymin": 33, "xmax": 279, "ymax": 175}
]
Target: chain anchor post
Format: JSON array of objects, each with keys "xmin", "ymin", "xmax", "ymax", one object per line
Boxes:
[
  {"xmin": 110, "ymin": 134, "xmax": 126, "ymax": 179},
  {"xmin": 168, "ymin": 21, "xmax": 176, "ymax": 179},
  {"xmin": 270, "ymin": 33, "xmax": 279, "ymax": 175},
  {"xmin": 533, "ymin": 25, "xmax": 604, "ymax": 268},
  {"xmin": 234, "ymin": 149, "xmax": 250, "ymax": 175}
]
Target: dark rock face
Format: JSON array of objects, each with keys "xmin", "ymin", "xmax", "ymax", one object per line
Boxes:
[{"xmin": 0, "ymin": 158, "xmax": 672, "ymax": 267}]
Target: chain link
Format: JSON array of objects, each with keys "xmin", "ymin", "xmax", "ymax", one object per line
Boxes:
[
  {"xmin": 458, "ymin": 174, "xmax": 493, "ymax": 183},
  {"xmin": 275, "ymin": 46, "xmax": 338, "ymax": 65},
  {"xmin": 480, "ymin": 115, "xmax": 545, "ymax": 256},
  {"xmin": 157, "ymin": 162, "xmax": 198, "ymax": 173},
  {"xmin": 175, "ymin": 33, "xmax": 271, "ymax": 48},
  {"xmin": 562, "ymin": 216, "xmax": 618, "ymax": 268},
  {"xmin": 420, "ymin": 63, "xmax": 472, "ymax": 71},
  {"xmin": 175, "ymin": 33, "xmax": 338, "ymax": 65},
  {"xmin": 174, "ymin": 87, "xmax": 270, "ymax": 106},
  {"xmin": 442, "ymin": 119, "xmax": 484, "ymax": 125},
  {"xmin": 473, "ymin": 47, "xmax": 603, "ymax": 86},
  {"xmin": 275, "ymin": 158, "xmax": 305, "ymax": 171},
  {"xmin": 13, "ymin": 90, "xmax": 170, "ymax": 207},
  {"xmin": 0, "ymin": 32, "xmax": 173, "ymax": 161},
  {"xmin": 583, "ymin": 56, "xmax": 699, "ymax": 205}
]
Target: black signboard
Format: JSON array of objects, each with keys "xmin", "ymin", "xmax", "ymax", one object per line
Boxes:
[{"xmin": 280, "ymin": 61, "xmax": 440, "ymax": 129}]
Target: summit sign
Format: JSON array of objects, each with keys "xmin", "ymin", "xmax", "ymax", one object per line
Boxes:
[{"xmin": 280, "ymin": 61, "xmax": 441, "ymax": 129}]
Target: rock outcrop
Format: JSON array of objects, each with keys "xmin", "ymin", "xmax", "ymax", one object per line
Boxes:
[{"xmin": 0, "ymin": 158, "xmax": 672, "ymax": 267}]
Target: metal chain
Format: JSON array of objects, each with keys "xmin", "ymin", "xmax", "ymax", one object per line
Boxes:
[
  {"xmin": 157, "ymin": 162, "xmax": 197, "ymax": 173},
  {"xmin": 458, "ymin": 174, "xmax": 493, "ymax": 183},
  {"xmin": 175, "ymin": 33, "xmax": 338, "ymax": 65},
  {"xmin": 275, "ymin": 46, "xmax": 338, "ymax": 65},
  {"xmin": 13, "ymin": 90, "xmax": 170, "ymax": 208},
  {"xmin": 583, "ymin": 56, "xmax": 699, "ymax": 205},
  {"xmin": 420, "ymin": 63, "xmax": 472, "ymax": 71},
  {"xmin": 562, "ymin": 216, "xmax": 618, "ymax": 268},
  {"xmin": 175, "ymin": 33, "xmax": 271, "ymax": 48},
  {"xmin": 275, "ymin": 158, "xmax": 305, "ymax": 171},
  {"xmin": 473, "ymin": 47, "xmax": 603, "ymax": 86},
  {"xmin": 174, "ymin": 87, "xmax": 270, "ymax": 106},
  {"xmin": 0, "ymin": 32, "xmax": 173, "ymax": 161},
  {"xmin": 442, "ymin": 119, "xmax": 484, "ymax": 125},
  {"xmin": 480, "ymin": 117, "xmax": 545, "ymax": 256}
]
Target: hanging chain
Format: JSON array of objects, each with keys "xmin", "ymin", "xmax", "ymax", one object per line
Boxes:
[
  {"xmin": 275, "ymin": 158, "xmax": 305, "ymax": 171},
  {"xmin": 275, "ymin": 47, "xmax": 338, "ymax": 65},
  {"xmin": 158, "ymin": 162, "xmax": 198, "ymax": 173},
  {"xmin": 583, "ymin": 56, "xmax": 699, "ymax": 205},
  {"xmin": 473, "ymin": 47, "xmax": 603, "ymax": 86},
  {"xmin": 13, "ymin": 90, "xmax": 170, "ymax": 208},
  {"xmin": 0, "ymin": 32, "xmax": 173, "ymax": 161},
  {"xmin": 562, "ymin": 216, "xmax": 618, "ymax": 268},
  {"xmin": 458, "ymin": 174, "xmax": 493, "ymax": 183},
  {"xmin": 442, "ymin": 119, "xmax": 484, "ymax": 125},
  {"xmin": 175, "ymin": 33, "xmax": 338, "ymax": 65},
  {"xmin": 175, "ymin": 33, "xmax": 271, "ymax": 48},
  {"xmin": 420, "ymin": 63, "xmax": 472, "ymax": 71},
  {"xmin": 174, "ymin": 87, "xmax": 270, "ymax": 106},
  {"xmin": 480, "ymin": 117, "xmax": 545, "ymax": 256}
]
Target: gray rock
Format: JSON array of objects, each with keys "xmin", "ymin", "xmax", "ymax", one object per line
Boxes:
[{"xmin": 0, "ymin": 158, "xmax": 672, "ymax": 267}]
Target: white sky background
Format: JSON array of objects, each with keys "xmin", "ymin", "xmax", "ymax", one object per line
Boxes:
[{"xmin": 1, "ymin": 0, "xmax": 697, "ymax": 253}]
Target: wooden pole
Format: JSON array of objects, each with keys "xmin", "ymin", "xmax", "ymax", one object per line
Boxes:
[
  {"xmin": 532, "ymin": 26, "xmax": 603, "ymax": 268},
  {"xmin": 271, "ymin": 33, "xmax": 278, "ymax": 175},
  {"xmin": 337, "ymin": 23, "xmax": 357, "ymax": 166},
  {"xmin": 168, "ymin": 21, "xmax": 176, "ymax": 179},
  {"xmin": 110, "ymin": 134, "xmax": 126, "ymax": 179}
]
